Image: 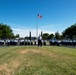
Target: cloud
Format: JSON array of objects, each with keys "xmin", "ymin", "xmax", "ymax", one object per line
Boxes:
[
  {"xmin": 13, "ymin": 28, "xmax": 55, "ymax": 37},
  {"xmin": 40, "ymin": 24, "xmax": 64, "ymax": 34},
  {"xmin": 10, "ymin": 23, "xmax": 62, "ymax": 37}
]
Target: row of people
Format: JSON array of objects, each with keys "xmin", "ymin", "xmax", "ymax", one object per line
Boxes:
[
  {"xmin": 49, "ymin": 39, "xmax": 76, "ymax": 46},
  {"xmin": 0, "ymin": 39, "xmax": 76, "ymax": 46},
  {"xmin": 0, "ymin": 39, "xmax": 46, "ymax": 46}
]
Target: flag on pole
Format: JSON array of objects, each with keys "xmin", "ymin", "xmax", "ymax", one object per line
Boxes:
[{"xmin": 38, "ymin": 14, "xmax": 42, "ymax": 18}]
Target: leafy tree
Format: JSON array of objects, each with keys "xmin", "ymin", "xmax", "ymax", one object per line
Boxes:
[
  {"xmin": 0, "ymin": 30, "xmax": 2, "ymax": 39},
  {"xmin": 42, "ymin": 33, "xmax": 49, "ymax": 39},
  {"xmin": 33, "ymin": 37, "xmax": 36, "ymax": 40},
  {"xmin": 48, "ymin": 33, "xmax": 54, "ymax": 39},
  {"xmin": 25, "ymin": 36, "xmax": 29, "ymax": 40},
  {"xmin": 55, "ymin": 31, "xmax": 60, "ymax": 39},
  {"xmin": 59, "ymin": 35, "xmax": 64, "ymax": 39},
  {"xmin": 15, "ymin": 34, "xmax": 20, "ymax": 38},
  {"xmin": 62, "ymin": 23, "xmax": 76, "ymax": 39},
  {"xmin": 0, "ymin": 23, "xmax": 14, "ymax": 39}
]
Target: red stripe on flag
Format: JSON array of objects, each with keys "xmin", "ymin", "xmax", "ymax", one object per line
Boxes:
[{"xmin": 38, "ymin": 14, "xmax": 42, "ymax": 18}]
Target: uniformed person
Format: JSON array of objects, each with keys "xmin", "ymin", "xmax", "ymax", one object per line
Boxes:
[{"xmin": 38, "ymin": 34, "xmax": 42, "ymax": 47}]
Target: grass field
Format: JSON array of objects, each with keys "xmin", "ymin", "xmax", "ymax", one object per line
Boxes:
[{"xmin": 0, "ymin": 46, "xmax": 76, "ymax": 75}]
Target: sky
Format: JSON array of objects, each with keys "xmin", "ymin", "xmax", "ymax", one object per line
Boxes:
[{"xmin": 0, "ymin": 0, "xmax": 76, "ymax": 37}]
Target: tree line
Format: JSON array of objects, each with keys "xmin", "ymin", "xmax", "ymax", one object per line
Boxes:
[
  {"xmin": 42, "ymin": 23, "xmax": 76, "ymax": 40},
  {"xmin": 0, "ymin": 23, "xmax": 19, "ymax": 39},
  {"xmin": 0, "ymin": 23, "xmax": 76, "ymax": 40}
]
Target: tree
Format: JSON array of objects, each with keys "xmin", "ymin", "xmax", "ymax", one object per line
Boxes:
[
  {"xmin": 42, "ymin": 33, "xmax": 49, "ymax": 39},
  {"xmin": 15, "ymin": 34, "xmax": 20, "ymax": 38},
  {"xmin": 0, "ymin": 23, "xmax": 14, "ymax": 39},
  {"xmin": 55, "ymin": 31, "xmax": 60, "ymax": 39},
  {"xmin": 62, "ymin": 23, "xmax": 76, "ymax": 39},
  {"xmin": 48, "ymin": 33, "xmax": 54, "ymax": 39},
  {"xmin": 0, "ymin": 30, "xmax": 2, "ymax": 39},
  {"xmin": 25, "ymin": 36, "xmax": 29, "ymax": 40}
]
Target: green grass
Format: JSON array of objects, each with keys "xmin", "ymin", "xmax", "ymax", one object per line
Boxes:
[{"xmin": 0, "ymin": 46, "xmax": 76, "ymax": 75}]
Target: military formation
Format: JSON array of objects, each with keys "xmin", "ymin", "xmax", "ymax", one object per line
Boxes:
[
  {"xmin": 49, "ymin": 39, "xmax": 76, "ymax": 46},
  {"xmin": 0, "ymin": 39, "xmax": 76, "ymax": 46}
]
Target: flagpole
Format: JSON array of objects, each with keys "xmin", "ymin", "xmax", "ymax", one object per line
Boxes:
[
  {"xmin": 36, "ymin": 14, "xmax": 42, "ymax": 39},
  {"xmin": 36, "ymin": 14, "xmax": 38, "ymax": 39}
]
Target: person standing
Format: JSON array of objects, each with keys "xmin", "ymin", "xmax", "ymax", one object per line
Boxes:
[{"xmin": 38, "ymin": 34, "xmax": 42, "ymax": 47}]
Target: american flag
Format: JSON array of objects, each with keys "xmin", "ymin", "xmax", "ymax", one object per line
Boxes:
[{"xmin": 38, "ymin": 14, "xmax": 42, "ymax": 18}]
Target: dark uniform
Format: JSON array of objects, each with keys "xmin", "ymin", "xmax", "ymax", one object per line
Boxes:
[{"xmin": 38, "ymin": 35, "xmax": 42, "ymax": 47}]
